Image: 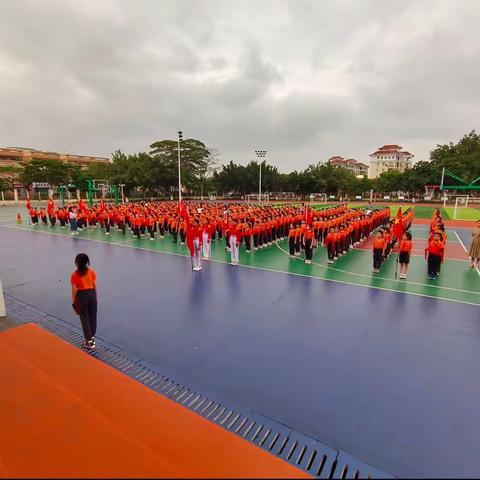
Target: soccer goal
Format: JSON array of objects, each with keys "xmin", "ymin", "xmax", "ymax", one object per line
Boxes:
[
  {"xmin": 453, "ymin": 195, "xmax": 470, "ymax": 219},
  {"xmin": 309, "ymin": 193, "xmax": 328, "ymax": 203},
  {"xmin": 245, "ymin": 193, "xmax": 270, "ymax": 203}
]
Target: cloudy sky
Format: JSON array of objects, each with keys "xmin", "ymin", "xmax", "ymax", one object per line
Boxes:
[{"xmin": 0, "ymin": 0, "xmax": 479, "ymax": 171}]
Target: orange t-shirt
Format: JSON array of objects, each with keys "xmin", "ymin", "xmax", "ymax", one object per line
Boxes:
[
  {"xmin": 373, "ymin": 238, "xmax": 385, "ymax": 250},
  {"xmin": 71, "ymin": 268, "xmax": 97, "ymax": 290}
]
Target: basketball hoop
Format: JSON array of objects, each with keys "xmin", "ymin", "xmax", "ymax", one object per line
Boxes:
[{"xmin": 424, "ymin": 185, "xmax": 439, "ymax": 200}]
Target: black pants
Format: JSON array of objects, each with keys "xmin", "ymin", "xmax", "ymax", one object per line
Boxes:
[
  {"xmin": 428, "ymin": 254, "xmax": 442, "ymax": 276},
  {"xmin": 180, "ymin": 231, "xmax": 186, "ymax": 243},
  {"xmin": 245, "ymin": 235, "xmax": 251, "ymax": 251},
  {"xmin": 288, "ymin": 237, "xmax": 295, "ymax": 255},
  {"xmin": 373, "ymin": 248, "xmax": 383, "ymax": 270},
  {"xmin": 305, "ymin": 239, "xmax": 313, "ymax": 260},
  {"xmin": 327, "ymin": 243, "xmax": 335, "ymax": 261},
  {"xmin": 76, "ymin": 289, "xmax": 97, "ymax": 342}
]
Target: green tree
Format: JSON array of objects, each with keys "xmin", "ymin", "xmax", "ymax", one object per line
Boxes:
[
  {"xmin": 150, "ymin": 138, "xmax": 210, "ymax": 194},
  {"xmin": 373, "ymin": 170, "xmax": 405, "ymax": 194},
  {"xmin": 19, "ymin": 160, "xmax": 75, "ymax": 188},
  {"xmin": 430, "ymin": 130, "xmax": 480, "ymax": 184}
]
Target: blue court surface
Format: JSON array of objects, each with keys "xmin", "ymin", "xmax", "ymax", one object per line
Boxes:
[{"xmin": 1, "ymin": 224, "xmax": 480, "ymax": 477}]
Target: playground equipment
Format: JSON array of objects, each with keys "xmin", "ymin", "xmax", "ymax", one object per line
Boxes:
[{"xmin": 87, "ymin": 179, "xmax": 119, "ymax": 206}]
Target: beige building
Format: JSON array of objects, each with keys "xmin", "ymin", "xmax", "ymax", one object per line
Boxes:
[
  {"xmin": 328, "ymin": 156, "xmax": 369, "ymax": 178},
  {"xmin": 0, "ymin": 147, "xmax": 110, "ymax": 187},
  {"xmin": 368, "ymin": 145, "xmax": 413, "ymax": 179}
]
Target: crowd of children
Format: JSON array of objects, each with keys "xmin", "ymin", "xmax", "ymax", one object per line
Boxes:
[
  {"xmin": 370, "ymin": 208, "xmax": 414, "ymax": 276},
  {"xmin": 27, "ymin": 199, "xmax": 393, "ymax": 269},
  {"xmin": 424, "ymin": 208, "xmax": 447, "ymax": 279}
]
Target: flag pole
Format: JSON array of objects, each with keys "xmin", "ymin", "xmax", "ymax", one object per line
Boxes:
[{"xmin": 177, "ymin": 131, "xmax": 183, "ymax": 205}]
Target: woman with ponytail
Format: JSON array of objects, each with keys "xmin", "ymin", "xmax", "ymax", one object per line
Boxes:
[{"xmin": 71, "ymin": 253, "xmax": 98, "ymax": 350}]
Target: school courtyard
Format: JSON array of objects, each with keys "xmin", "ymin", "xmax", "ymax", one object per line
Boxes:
[{"xmin": 1, "ymin": 203, "xmax": 479, "ymax": 478}]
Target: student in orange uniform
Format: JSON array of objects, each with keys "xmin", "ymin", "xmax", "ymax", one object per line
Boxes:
[
  {"xmin": 147, "ymin": 215, "xmax": 155, "ymax": 240},
  {"xmin": 288, "ymin": 223, "xmax": 297, "ymax": 257},
  {"xmin": 398, "ymin": 231, "xmax": 413, "ymax": 279},
  {"xmin": 372, "ymin": 230, "xmax": 385, "ymax": 273},
  {"xmin": 425, "ymin": 232, "xmax": 445, "ymax": 279},
  {"xmin": 71, "ymin": 253, "xmax": 98, "ymax": 350},
  {"xmin": 303, "ymin": 224, "xmax": 315, "ymax": 264},
  {"xmin": 324, "ymin": 227, "xmax": 336, "ymax": 264}
]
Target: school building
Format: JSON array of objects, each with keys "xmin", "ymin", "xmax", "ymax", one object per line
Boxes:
[
  {"xmin": 368, "ymin": 144, "xmax": 414, "ymax": 179},
  {"xmin": 328, "ymin": 156, "xmax": 369, "ymax": 178},
  {"xmin": 0, "ymin": 147, "xmax": 110, "ymax": 188}
]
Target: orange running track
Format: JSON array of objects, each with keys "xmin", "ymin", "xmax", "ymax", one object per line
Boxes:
[{"xmin": 0, "ymin": 323, "xmax": 309, "ymax": 479}]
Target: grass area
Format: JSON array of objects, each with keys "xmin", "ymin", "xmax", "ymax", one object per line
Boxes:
[{"xmin": 442, "ymin": 206, "xmax": 480, "ymax": 221}]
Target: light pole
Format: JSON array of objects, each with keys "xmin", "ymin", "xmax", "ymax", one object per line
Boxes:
[
  {"xmin": 177, "ymin": 131, "xmax": 183, "ymax": 203},
  {"xmin": 118, "ymin": 184, "xmax": 125, "ymax": 203},
  {"xmin": 255, "ymin": 150, "xmax": 267, "ymax": 202}
]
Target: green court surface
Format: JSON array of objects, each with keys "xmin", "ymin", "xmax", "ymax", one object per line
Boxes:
[{"xmin": 4, "ymin": 214, "xmax": 480, "ymax": 307}]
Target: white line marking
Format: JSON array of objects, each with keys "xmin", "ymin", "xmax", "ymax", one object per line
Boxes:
[
  {"xmin": 2, "ymin": 224, "xmax": 480, "ymax": 308},
  {"xmin": 454, "ymin": 230, "xmax": 480, "ymax": 278},
  {"xmin": 275, "ymin": 242, "xmax": 480, "ymax": 296}
]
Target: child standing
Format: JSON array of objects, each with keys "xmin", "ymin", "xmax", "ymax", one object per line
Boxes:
[
  {"xmin": 425, "ymin": 232, "xmax": 445, "ymax": 279},
  {"xmin": 398, "ymin": 231, "xmax": 413, "ymax": 279},
  {"xmin": 71, "ymin": 253, "xmax": 97, "ymax": 350},
  {"xmin": 303, "ymin": 224, "xmax": 314, "ymax": 264},
  {"xmin": 324, "ymin": 228, "xmax": 336, "ymax": 264},
  {"xmin": 372, "ymin": 230, "xmax": 385, "ymax": 273}
]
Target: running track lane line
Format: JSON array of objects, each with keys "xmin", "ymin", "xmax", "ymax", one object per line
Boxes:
[
  {"xmin": 454, "ymin": 230, "xmax": 480, "ymax": 279},
  {"xmin": 274, "ymin": 241, "xmax": 480, "ymax": 297},
  {"xmin": 2, "ymin": 223, "xmax": 479, "ymax": 308}
]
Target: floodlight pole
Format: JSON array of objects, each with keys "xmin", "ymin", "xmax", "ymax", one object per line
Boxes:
[
  {"xmin": 440, "ymin": 167, "xmax": 445, "ymax": 190},
  {"xmin": 177, "ymin": 131, "xmax": 183, "ymax": 204},
  {"xmin": 255, "ymin": 150, "xmax": 267, "ymax": 202}
]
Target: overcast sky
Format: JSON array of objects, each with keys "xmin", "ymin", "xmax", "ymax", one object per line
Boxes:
[{"xmin": 0, "ymin": 0, "xmax": 479, "ymax": 172}]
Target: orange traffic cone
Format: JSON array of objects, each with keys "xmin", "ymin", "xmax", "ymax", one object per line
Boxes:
[{"xmin": 17, "ymin": 212, "xmax": 22, "ymax": 224}]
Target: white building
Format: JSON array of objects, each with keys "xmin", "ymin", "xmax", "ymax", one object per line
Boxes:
[
  {"xmin": 368, "ymin": 145, "xmax": 414, "ymax": 179},
  {"xmin": 328, "ymin": 156, "xmax": 369, "ymax": 178}
]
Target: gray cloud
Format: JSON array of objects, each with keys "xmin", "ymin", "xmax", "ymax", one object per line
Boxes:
[{"xmin": 0, "ymin": 0, "xmax": 479, "ymax": 171}]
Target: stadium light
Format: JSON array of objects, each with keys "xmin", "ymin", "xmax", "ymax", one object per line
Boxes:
[
  {"xmin": 178, "ymin": 131, "xmax": 183, "ymax": 203},
  {"xmin": 255, "ymin": 150, "xmax": 267, "ymax": 202}
]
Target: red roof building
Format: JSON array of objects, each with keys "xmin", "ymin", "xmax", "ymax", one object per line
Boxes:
[
  {"xmin": 368, "ymin": 145, "xmax": 413, "ymax": 179},
  {"xmin": 328, "ymin": 156, "xmax": 369, "ymax": 177}
]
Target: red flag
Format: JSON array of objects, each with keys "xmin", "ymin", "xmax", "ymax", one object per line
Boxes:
[
  {"xmin": 100, "ymin": 198, "xmax": 105, "ymax": 211},
  {"xmin": 178, "ymin": 200, "xmax": 188, "ymax": 219},
  {"xmin": 393, "ymin": 207, "xmax": 403, "ymax": 240},
  {"xmin": 47, "ymin": 198, "xmax": 54, "ymax": 215},
  {"xmin": 26, "ymin": 198, "xmax": 31, "ymax": 210},
  {"xmin": 78, "ymin": 198, "xmax": 86, "ymax": 212}
]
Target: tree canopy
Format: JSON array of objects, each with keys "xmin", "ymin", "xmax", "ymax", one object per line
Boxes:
[{"xmin": 3, "ymin": 130, "xmax": 479, "ymax": 197}]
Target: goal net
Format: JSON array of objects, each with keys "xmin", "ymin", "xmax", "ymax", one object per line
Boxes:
[
  {"xmin": 309, "ymin": 193, "xmax": 328, "ymax": 203},
  {"xmin": 453, "ymin": 195, "xmax": 470, "ymax": 219},
  {"xmin": 245, "ymin": 193, "xmax": 270, "ymax": 203}
]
